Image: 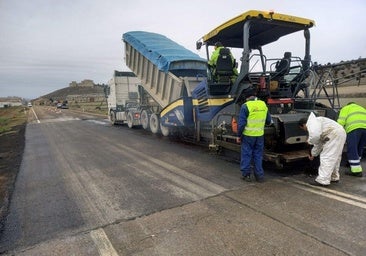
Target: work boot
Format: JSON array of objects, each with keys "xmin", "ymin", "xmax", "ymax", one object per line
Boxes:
[
  {"xmin": 309, "ymin": 180, "xmax": 329, "ymax": 187},
  {"xmin": 254, "ymin": 174, "xmax": 265, "ymax": 183},
  {"xmin": 241, "ymin": 175, "xmax": 251, "ymax": 182},
  {"xmin": 256, "ymin": 177, "xmax": 265, "ymax": 183},
  {"xmin": 345, "ymin": 171, "xmax": 363, "ymax": 177}
]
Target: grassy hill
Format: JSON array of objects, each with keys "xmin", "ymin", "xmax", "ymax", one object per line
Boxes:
[
  {"xmin": 40, "ymin": 85, "xmax": 105, "ymax": 102},
  {"xmin": 35, "ymin": 85, "xmax": 108, "ymax": 115},
  {"xmin": 315, "ymin": 58, "xmax": 366, "ymax": 86}
]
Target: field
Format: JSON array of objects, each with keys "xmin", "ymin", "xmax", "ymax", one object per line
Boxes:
[{"xmin": 0, "ymin": 107, "xmax": 27, "ymax": 134}]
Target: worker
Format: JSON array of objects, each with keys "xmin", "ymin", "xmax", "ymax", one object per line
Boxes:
[
  {"xmin": 298, "ymin": 112, "xmax": 346, "ymax": 186},
  {"xmin": 237, "ymin": 88, "xmax": 272, "ymax": 182},
  {"xmin": 337, "ymin": 102, "xmax": 366, "ymax": 177},
  {"xmin": 208, "ymin": 41, "xmax": 238, "ymax": 82},
  {"xmin": 275, "ymin": 52, "xmax": 292, "ymax": 76}
]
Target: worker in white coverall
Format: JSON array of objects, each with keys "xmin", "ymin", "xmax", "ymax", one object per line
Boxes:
[{"xmin": 298, "ymin": 112, "xmax": 347, "ymax": 186}]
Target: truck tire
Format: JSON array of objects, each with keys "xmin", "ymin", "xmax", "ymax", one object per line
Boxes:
[
  {"xmin": 160, "ymin": 123, "xmax": 170, "ymax": 136},
  {"xmin": 140, "ymin": 109, "xmax": 150, "ymax": 130},
  {"xmin": 127, "ymin": 112, "xmax": 134, "ymax": 128},
  {"xmin": 149, "ymin": 113, "xmax": 160, "ymax": 134},
  {"xmin": 110, "ymin": 111, "xmax": 117, "ymax": 125}
]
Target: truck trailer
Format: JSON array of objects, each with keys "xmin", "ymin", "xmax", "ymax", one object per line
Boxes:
[
  {"xmin": 122, "ymin": 31, "xmax": 207, "ymax": 135},
  {"xmin": 120, "ymin": 10, "xmax": 340, "ymax": 168}
]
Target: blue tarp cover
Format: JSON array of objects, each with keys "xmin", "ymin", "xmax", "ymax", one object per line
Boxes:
[{"xmin": 123, "ymin": 31, "xmax": 206, "ymax": 73}]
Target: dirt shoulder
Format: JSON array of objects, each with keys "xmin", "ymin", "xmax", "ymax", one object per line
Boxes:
[{"xmin": 0, "ymin": 107, "xmax": 27, "ymax": 232}]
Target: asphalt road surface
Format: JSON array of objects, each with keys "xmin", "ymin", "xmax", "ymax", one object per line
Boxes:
[{"xmin": 0, "ymin": 106, "xmax": 365, "ymax": 255}]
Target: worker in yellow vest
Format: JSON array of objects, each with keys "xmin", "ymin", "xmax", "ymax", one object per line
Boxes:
[
  {"xmin": 208, "ymin": 41, "xmax": 238, "ymax": 82},
  {"xmin": 337, "ymin": 102, "xmax": 366, "ymax": 177},
  {"xmin": 237, "ymin": 88, "xmax": 272, "ymax": 182}
]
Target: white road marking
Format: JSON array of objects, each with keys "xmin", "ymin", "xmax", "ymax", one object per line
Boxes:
[
  {"xmin": 279, "ymin": 178, "xmax": 366, "ymax": 209},
  {"xmin": 31, "ymin": 107, "xmax": 40, "ymax": 123},
  {"xmin": 90, "ymin": 228, "xmax": 119, "ymax": 256}
]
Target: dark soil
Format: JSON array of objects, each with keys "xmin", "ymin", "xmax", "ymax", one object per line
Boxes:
[{"xmin": 0, "ymin": 124, "xmax": 26, "ymax": 232}]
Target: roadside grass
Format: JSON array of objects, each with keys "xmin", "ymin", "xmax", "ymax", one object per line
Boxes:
[
  {"xmin": 0, "ymin": 106, "xmax": 28, "ymax": 135},
  {"xmin": 0, "ymin": 106, "xmax": 27, "ymax": 233}
]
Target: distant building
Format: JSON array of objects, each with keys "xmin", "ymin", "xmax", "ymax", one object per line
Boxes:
[
  {"xmin": 69, "ymin": 81, "xmax": 78, "ymax": 87},
  {"xmin": 0, "ymin": 97, "xmax": 23, "ymax": 108},
  {"xmin": 69, "ymin": 79, "xmax": 94, "ymax": 88},
  {"xmin": 79, "ymin": 79, "xmax": 94, "ymax": 87}
]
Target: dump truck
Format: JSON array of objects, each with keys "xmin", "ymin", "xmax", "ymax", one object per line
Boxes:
[
  {"xmin": 122, "ymin": 31, "xmax": 207, "ymax": 135},
  {"xmin": 122, "ymin": 10, "xmax": 339, "ymax": 168},
  {"xmin": 106, "ymin": 71, "xmax": 143, "ymax": 127}
]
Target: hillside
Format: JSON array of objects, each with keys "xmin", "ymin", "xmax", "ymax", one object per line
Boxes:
[
  {"xmin": 315, "ymin": 57, "xmax": 366, "ymax": 87},
  {"xmin": 40, "ymin": 85, "xmax": 105, "ymax": 102},
  {"xmin": 35, "ymin": 85, "xmax": 108, "ymax": 115}
]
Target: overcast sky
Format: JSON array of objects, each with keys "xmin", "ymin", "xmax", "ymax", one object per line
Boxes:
[{"xmin": 0, "ymin": 0, "xmax": 365, "ymax": 99}]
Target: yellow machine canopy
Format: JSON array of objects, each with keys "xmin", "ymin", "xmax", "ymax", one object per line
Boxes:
[{"xmin": 199, "ymin": 10, "xmax": 315, "ymax": 49}]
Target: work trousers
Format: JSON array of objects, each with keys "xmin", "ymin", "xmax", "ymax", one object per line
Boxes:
[
  {"xmin": 346, "ymin": 128, "xmax": 366, "ymax": 173},
  {"xmin": 315, "ymin": 128, "xmax": 346, "ymax": 185},
  {"xmin": 240, "ymin": 135, "xmax": 264, "ymax": 178}
]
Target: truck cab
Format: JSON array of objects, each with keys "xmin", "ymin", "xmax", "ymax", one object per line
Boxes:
[{"xmin": 106, "ymin": 71, "xmax": 142, "ymax": 128}]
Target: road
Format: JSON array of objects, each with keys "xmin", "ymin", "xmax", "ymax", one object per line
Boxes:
[{"xmin": 0, "ymin": 106, "xmax": 365, "ymax": 255}]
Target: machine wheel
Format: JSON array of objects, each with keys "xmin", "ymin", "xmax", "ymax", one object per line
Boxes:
[
  {"xmin": 160, "ymin": 123, "xmax": 170, "ymax": 136},
  {"xmin": 140, "ymin": 109, "xmax": 150, "ymax": 130},
  {"xmin": 127, "ymin": 112, "xmax": 134, "ymax": 128},
  {"xmin": 149, "ymin": 113, "xmax": 160, "ymax": 134},
  {"xmin": 110, "ymin": 111, "xmax": 117, "ymax": 125}
]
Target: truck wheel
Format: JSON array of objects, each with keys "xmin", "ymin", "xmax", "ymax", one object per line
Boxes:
[
  {"xmin": 127, "ymin": 112, "xmax": 134, "ymax": 128},
  {"xmin": 140, "ymin": 109, "xmax": 150, "ymax": 130},
  {"xmin": 110, "ymin": 111, "xmax": 116, "ymax": 125},
  {"xmin": 160, "ymin": 123, "xmax": 170, "ymax": 136},
  {"xmin": 149, "ymin": 113, "xmax": 160, "ymax": 134}
]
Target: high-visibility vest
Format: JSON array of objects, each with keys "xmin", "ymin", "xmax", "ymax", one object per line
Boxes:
[
  {"xmin": 243, "ymin": 99, "xmax": 268, "ymax": 136},
  {"xmin": 337, "ymin": 103, "xmax": 366, "ymax": 133}
]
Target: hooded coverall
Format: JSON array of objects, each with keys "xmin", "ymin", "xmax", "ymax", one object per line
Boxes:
[
  {"xmin": 306, "ymin": 112, "xmax": 346, "ymax": 185},
  {"xmin": 238, "ymin": 97, "xmax": 272, "ymax": 179},
  {"xmin": 337, "ymin": 103, "xmax": 366, "ymax": 174}
]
